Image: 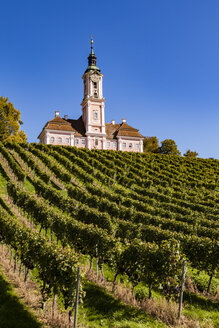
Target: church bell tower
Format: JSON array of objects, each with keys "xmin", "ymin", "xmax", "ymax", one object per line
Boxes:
[{"xmin": 81, "ymin": 38, "xmax": 106, "ymax": 149}]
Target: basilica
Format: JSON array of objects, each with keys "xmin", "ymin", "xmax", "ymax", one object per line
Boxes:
[{"xmin": 38, "ymin": 39, "xmax": 144, "ymax": 152}]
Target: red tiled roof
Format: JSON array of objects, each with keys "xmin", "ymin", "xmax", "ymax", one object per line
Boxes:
[
  {"xmin": 105, "ymin": 122, "xmax": 143, "ymax": 139},
  {"xmin": 117, "ymin": 130, "xmax": 143, "ymax": 137},
  {"xmin": 105, "ymin": 123, "xmax": 121, "ymax": 139},
  {"xmin": 46, "ymin": 123, "xmax": 75, "ymax": 131},
  {"xmin": 38, "ymin": 116, "xmax": 75, "ymax": 138},
  {"xmin": 118, "ymin": 122, "xmax": 139, "ymax": 132},
  {"xmin": 39, "ymin": 115, "xmax": 143, "ymax": 140}
]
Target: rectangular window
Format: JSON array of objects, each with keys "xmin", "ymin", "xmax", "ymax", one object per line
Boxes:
[
  {"xmin": 122, "ymin": 143, "xmax": 126, "ymax": 148},
  {"xmin": 50, "ymin": 137, "xmax": 55, "ymax": 143},
  {"xmin": 58, "ymin": 137, "xmax": 62, "ymax": 143},
  {"xmin": 82, "ymin": 139, "xmax": 85, "ymax": 145},
  {"xmin": 113, "ymin": 142, "xmax": 117, "ymax": 148},
  {"xmin": 107, "ymin": 142, "xmax": 110, "ymax": 148},
  {"xmin": 93, "ymin": 82, "xmax": 97, "ymax": 89},
  {"xmin": 129, "ymin": 143, "xmax": 133, "ymax": 148},
  {"xmin": 95, "ymin": 139, "xmax": 98, "ymax": 146},
  {"xmin": 75, "ymin": 139, "xmax": 79, "ymax": 145}
]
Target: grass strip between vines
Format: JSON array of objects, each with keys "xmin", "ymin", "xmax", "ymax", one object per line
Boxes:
[{"xmin": 0, "ymin": 269, "xmax": 42, "ymax": 328}]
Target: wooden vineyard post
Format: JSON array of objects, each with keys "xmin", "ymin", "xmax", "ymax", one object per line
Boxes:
[
  {"xmin": 207, "ymin": 273, "xmax": 213, "ymax": 294},
  {"xmin": 73, "ymin": 267, "xmax": 80, "ymax": 328},
  {"xmin": 96, "ymin": 245, "xmax": 98, "ymax": 278},
  {"xmin": 14, "ymin": 252, "xmax": 17, "ymax": 272},
  {"xmin": 24, "ymin": 266, "xmax": 29, "ymax": 287},
  {"xmin": 89, "ymin": 256, "xmax": 93, "ymax": 272},
  {"xmin": 178, "ymin": 260, "xmax": 186, "ymax": 320},
  {"xmin": 51, "ymin": 225, "xmax": 53, "ymax": 244}
]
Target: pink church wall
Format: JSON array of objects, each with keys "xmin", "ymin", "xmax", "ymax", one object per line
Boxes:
[
  {"xmin": 90, "ymin": 138, "xmax": 103, "ymax": 149},
  {"xmin": 40, "ymin": 131, "xmax": 142, "ymax": 152},
  {"xmin": 74, "ymin": 137, "xmax": 86, "ymax": 148},
  {"xmin": 47, "ymin": 132, "xmax": 72, "ymax": 145},
  {"xmin": 90, "ymin": 104, "xmax": 102, "ymax": 124},
  {"xmin": 121, "ymin": 139, "xmax": 141, "ymax": 152},
  {"xmin": 91, "ymin": 126, "xmax": 101, "ymax": 133},
  {"xmin": 40, "ymin": 130, "xmax": 142, "ymax": 152},
  {"xmin": 39, "ymin": 131, "xmax": 72, "ymax": 145},
  {"xmin": 105, "ymin": 138, "xmax": 141, "ymax": 152},
  {"xmin": 105, "ymin": 139, "xmax": 117, "ymax": 150}
]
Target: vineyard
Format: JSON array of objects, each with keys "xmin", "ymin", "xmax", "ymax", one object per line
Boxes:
[{"xmin": 0, "ymin": 141, "xmax": 218, "ymax": 327}]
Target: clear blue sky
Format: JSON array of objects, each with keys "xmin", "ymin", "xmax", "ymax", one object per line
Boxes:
[{"xmin": 1, "ymin": 0, "xmax": 219, "ymax": 158}]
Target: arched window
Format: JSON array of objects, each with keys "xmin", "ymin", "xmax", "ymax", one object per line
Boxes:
[
  {"xmin": 58, "ymin": 137, "xmax": 62, "ymax": 143},
  {"xmin": 50, "ymin": 137, "xmax": 55, "ymax": 143},
  {"xmin": 93, "ymin": 111, "xmax": 98, "ymax": 119}
]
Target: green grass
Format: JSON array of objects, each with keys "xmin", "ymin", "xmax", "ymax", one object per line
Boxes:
[
  {"xmin": 187, "ymin": 267, "xmax": 219, "ymax": 295},
  {"xmin": 2, "ymin": 166, "xmax": 218, "ymax": 328},
  {"xmin": 183, "ymin": 291, "xmax": 219, "ymax": 328},
  {"xmin": 24, "ymin": 177, "xmax": 35, "ymax": 193},
  {"xmin": 0, "ymin": 173, "xmax": 6, "ymax": 195},
  {"xmin": 29, "ymin": 267, "xmax": 166, "ymax": 328},
  {"xmin": 0, "ymin": 269, "xmax": 42, "ymax": 328},
  {"xmin": 78, "ymin": 281, "xmax": 166, "ymax": 328},
  {"xmin": 92, "ymin": 259, "xmax": 219, "ymax": 327}
]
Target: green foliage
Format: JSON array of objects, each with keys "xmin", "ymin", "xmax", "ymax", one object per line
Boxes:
[
  {"xmin": 1, "ymin": 142, "xmax": 218, "ymax": 307},
  {"xmin": 188, "ymin": 268, "xmax": 219, "ymax": 295},
  {"xmin": 184, "ymin": 149, "xmax": 199, "ymax": 157},
  {"xmin": 0, "ymin": 203, "xmax": 80, "ymax": 311},
  {"xmin": 0, "ymin": 142, "xmax": 25, "ymax": 181},
  {"xmin": 158, "ymin": 139, "xmax": 181, "ymax": 155},
  {"xmin": 0, "ymin": 173, "xmax": 6, "ymax": 195},
  {"xmin": 6, "ymin": 180, "xmax": 117, "ymax": 264},
  {"xmin": 143, "ymin": 136, "xmax": 159, "ymax": 153},
  {"xmin": 120, "ymin": 239, "xmax": 184, "ymax": 299},
  {"xmin": 0, "ymin": 97, "xmax": 27, "ymax": 142},
  {"xmin": 183, "ymin": 291, "xmax": 219, "ymax": 327},
  {"xmin": 5, "ymin": 142, "xmax": 50, "ymax": 184}
]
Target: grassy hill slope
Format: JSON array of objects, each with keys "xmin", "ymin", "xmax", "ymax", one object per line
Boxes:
[{"xmin": 0, "ymin": 142, "xmax": 218, "ymax": 327}]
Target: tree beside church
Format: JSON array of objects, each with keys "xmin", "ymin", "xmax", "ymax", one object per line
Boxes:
[{"xmin": 0, "ymin": 96, "xmax": 27, "ymax": 143}]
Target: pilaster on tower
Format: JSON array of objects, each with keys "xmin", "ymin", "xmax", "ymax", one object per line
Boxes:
[{"xmin": 81, "ymin": 37, "xmax": 106, "ymax": 138}]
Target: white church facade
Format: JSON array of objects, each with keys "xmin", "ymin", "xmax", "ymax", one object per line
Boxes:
[{"xmin": 38, "ymin": 39, "xmax": 144, "ymax": 152}]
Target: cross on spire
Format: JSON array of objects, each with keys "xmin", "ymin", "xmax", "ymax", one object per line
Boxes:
[
  {"xmin": 86, "ymin": 34, "xmax": 100, "ymax": 72},
  {"xmin": 90, "ymin": 34, "xmax": 94, "ymax": 54}
]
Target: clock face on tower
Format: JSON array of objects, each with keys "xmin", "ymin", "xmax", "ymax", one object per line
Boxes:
[{"xmin": 91, "ymin": 74, "xmax": 100, "ymax": 83}]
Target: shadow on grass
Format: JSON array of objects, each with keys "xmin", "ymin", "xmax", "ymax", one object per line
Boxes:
[
  {"xmin": 0, "ymin": 273, "xmax": 41, "ymax": 328},
  {"xmin": 83, "ymin": 281, "xmax": 164, "ymax": 327},
  {"xmin": 184, "ymin": 291, "xmax": 219, "ymax": 311}
]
